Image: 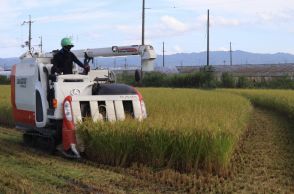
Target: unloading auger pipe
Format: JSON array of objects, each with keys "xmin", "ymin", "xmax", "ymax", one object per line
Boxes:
[
  {"xmin": 72, "ymin": 45, "xmax": 149, "ymax": 58},
  {"xmin": 72, "ymin": 45, "xmax": 156, "ymax": 71},
  {"xmin": 43, "ymin": 45, "xmax": 156, "ymax": 71}
]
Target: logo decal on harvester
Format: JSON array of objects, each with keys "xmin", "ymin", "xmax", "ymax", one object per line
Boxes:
[
  {"xmin": 16, "ymin": 78, "xmax": 27, "ymax": 88},
  {"xmin": 118, "ymin": 48, "xmax": 138, "ymax": 53},
  {"xmin": 70, "ymin": 89, "xmax": 80, "ymax": 96},
  {"xmin": 119, "ymin": 95, "xmax": 137, "ymax": 100}
]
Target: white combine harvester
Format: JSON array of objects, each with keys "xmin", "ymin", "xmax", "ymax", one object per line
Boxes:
[{"xmin": 11, "ymin": 45, "xmax": 156, "ymax": 158}]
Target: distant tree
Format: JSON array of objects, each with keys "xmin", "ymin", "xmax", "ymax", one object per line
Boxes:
[
  {"xmin": 142, "ymin": 72, "xmax": 167, "ymax": 87},
  {"xmin": 221, "ymin": 73, "xmax": 235, "ymax": 88},
  {"xmin": 0, "ymin": 76, "xmax": 10, "ymax": 85},
  {"xmin": 199, "ymin": 65, "xmax": 217, "ymax": 88},
  {"xmin": 236, "ymin": 76, "xmax": 252, "ymax": 88},
  {"xmin": 267, "ymin": 76, "xmax": 294, "ymax": 89}
]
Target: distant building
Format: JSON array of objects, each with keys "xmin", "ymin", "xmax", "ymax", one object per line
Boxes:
[{"xmin": 176, "ymin": 64, "xmax": 294, "ymax": 82}]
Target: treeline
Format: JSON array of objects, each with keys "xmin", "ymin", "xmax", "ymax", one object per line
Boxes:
[
  {"xmin": 2, "ymin": 70, "xmax": 293, "ymax": 89},
  {"xmin": 0, "ymin": 76, "xmax": 10, "ymax": 85},
  {"xmin": 220, "ymin": 73, "xmax": 294, "ymax": 89},
  {"xmin": 117, "ymin": 69, "xmax": 294, "ymax": 89}
]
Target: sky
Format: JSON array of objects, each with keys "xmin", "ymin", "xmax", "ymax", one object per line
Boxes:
[{"xmin": 0, "ymin": 0, "xmax": 294, "ymax": 58}]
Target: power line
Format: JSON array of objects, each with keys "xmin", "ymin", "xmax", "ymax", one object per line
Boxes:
[{"xmin": 0, "ymin": 45, "xmax": 22, "ymax": 49}]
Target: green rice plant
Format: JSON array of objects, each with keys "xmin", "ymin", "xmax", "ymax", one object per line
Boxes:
[
  {"xmin": 78, "ymin": 88, "xmax": 252, "ymax": 173},
  {"xmin": 0, "ymin": 85, "xmax": 14, "ymax": 127}
]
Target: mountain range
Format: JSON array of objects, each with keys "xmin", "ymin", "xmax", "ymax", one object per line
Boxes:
[{"xmin": 1, "ymin": 50, "xmax": 294, "ymax": 70}]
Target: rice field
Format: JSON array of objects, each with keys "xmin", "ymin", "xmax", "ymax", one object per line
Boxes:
[
  {"xmin": 1, "ymin": 85, "xmax": 294, "ymax": 175},
  {"xmin": 0, "ymin": 85, "xmax": 294, "ymax": 192}
]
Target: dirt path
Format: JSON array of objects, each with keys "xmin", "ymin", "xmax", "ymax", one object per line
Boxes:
[
  {"xmin": 225, "ymin": 108, "xmax": 294, "ymax": 193},
  {"xmin": 0, "ymin": 109, "xmax": 293, "ymax": 193}
]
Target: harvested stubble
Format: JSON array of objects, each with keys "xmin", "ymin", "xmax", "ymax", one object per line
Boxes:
[
  {"xmin": 78, "ymin": 88, "xmax": 252, "ymax": 174},
  {"xmin": 0, "ymin": 85, "xmax": 14, "ymax": 127}
]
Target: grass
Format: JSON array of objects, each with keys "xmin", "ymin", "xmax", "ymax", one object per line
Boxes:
[{"xmin": 78, "ymin": 88, "xmax": 252, "ymax": 174}]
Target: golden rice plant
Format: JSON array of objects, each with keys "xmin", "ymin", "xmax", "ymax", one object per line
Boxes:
[
  {"xmin": 0, "ymin": 85, "xmax": 14, "ymax": 127},
  {"xmin": 227, "ymin": 89, "xmax": 294, "ymax": 119},
  {"xmin": 78, "ymin": 88, "xmax": 252, "ymax": 173}
]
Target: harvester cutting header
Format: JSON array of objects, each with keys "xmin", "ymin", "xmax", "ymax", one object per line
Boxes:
[{"xmin": 11, "ymin": 37, "xmax": 156, "ymax": 158}]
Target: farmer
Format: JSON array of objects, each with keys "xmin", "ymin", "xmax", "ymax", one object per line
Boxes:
[{"xmin": 51, "ymin": 37, "xmax": 90, "ymax": 75}]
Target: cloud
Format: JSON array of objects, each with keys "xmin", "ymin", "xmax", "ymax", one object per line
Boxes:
[
  {"xmin": 20, "ymin": 0, "xmax": 70, "ymax": 8},
  {"xmin": 160, "ymin": 15, "xmax": 189, "ymax": 32},
  {"xmin": 215, "ymin": 47, "xmax": 229, "ymax": 52},
  {"xmin": 175, "ymin": 0, "xmax": 294, "ymax": 24},
  {"xmin": 214, "ymin": 17, "xmax": 240, "ymax": 26},
  {"xmin": 176, "ymin": 0, "xmax": 294, "ymax": 12},
  {"xmin": 116, "ymin": 25, "xmax": 141, "ymax": 36},
  {"xmin": 0, "ymin": 36, "xmax": 19, "ymax": 47},
  {"xmin": 197, "ymin": 14, "xmax": 240, "ymax": 27},
  {"xmin": 256, "ymin": 11, "xmax": 293, "ymax": 23},
  {"xmin": 171, "ymin": 45, "xmax": 184, "ymax": 54},
  {"xmin": 0, "ymin": 35, "xmax": 22, "ymax": 57},
  {"xmin": 35, "ymin": 10, "xmax": 113, "ymax": 23}
]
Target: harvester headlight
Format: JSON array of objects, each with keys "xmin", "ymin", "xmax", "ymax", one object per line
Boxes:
[{"xmin": 64, "ymin": 101, "xmax": 73, "ymax": 121}]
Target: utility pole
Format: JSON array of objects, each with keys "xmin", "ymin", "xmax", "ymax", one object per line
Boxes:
[
  {"xmin": 95, "ymin": 58, "xmax": 98, "ymax": 69},
  {"xmin": 140, "ymin": 0, "xmax": 151, "ymax": 80},
  {"xmin": 124, "ymin": 57, "xmax": 127, "ymax": 69},
  {"xmin": 207, "ymin": 9, "xmax": 210, "ymax": 66},
  {"xmin": 113, "ymin": 58, "xmax": 116, "ymax": 69},
  {"xmin": 142, "ymin": 0, "xmax": 145, "ymax": 45},
  {"xmin": 162, "ymin": 41, "xmax": 165, "ymax": 67},
  {"xmin": 39, "ymin": 36, "xmax": 43, "ymax": 53},
  {"xmin": 22, "ymin": 15, "xmax": 34, "ymax": 53},
  {"xmin": 230, "ymin": 42, "xmax": 232, "ymax": 66}
]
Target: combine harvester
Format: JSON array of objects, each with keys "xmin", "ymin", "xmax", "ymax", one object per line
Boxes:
[{"xmin": 11, "ymin": 45, "xmax": 156, "ymax": 158}]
